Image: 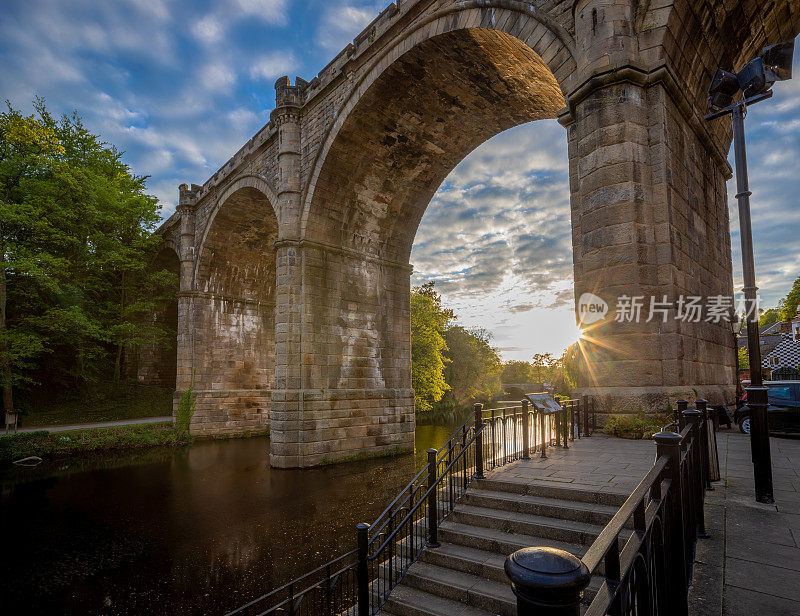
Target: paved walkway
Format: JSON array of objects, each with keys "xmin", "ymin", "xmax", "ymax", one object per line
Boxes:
[
  {"xmin": 487, "ymin": 433, "xmax": 656, "ymax": 496},
  {"xmin": 690, "ymin": 431, "xmax": 800, "ymax": 616},
  {"xmin": 485, "ymin": 430, "xmax": 800, "ymax": 616},
  {"xmin": 10, "ymin": 416, "xmax": 173, "ymax": 434}
]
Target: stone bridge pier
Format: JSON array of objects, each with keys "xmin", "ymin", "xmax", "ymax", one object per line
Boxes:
[{"xmin": 148, "ymin": 0, "xmax": 800, "ymax": 467}]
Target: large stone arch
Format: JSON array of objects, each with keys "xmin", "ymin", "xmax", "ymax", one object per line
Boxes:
[
  {"xmin": 301, "ymin": 3, "xmax": 578, "ymax": 240},
  {"xmin": 184, "ymin": 182, "xmax": 278, "ymax": 436}
]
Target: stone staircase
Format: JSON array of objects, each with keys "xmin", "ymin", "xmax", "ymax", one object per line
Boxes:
[{"xmin": 377, "ymin": 476, "xmax": 629, "ymax": 616}]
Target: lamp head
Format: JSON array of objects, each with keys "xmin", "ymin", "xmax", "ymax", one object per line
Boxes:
[
  {"xmin": 762, "ymin": 40, "xmax": 794, "ymax": 82},
  {"xmin": 708, "ymin": 68, "xmax": 740, "ymax": 109},
  {"xmin": 737, "ymin": 57, "xmax": 771, "ymax": 98}
]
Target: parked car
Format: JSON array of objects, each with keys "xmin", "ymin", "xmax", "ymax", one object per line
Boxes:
[{"xmin": 734, "ymin": 380, "xmax": 800, "ymax": 435}]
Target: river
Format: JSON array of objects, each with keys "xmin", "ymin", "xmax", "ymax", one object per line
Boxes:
[{"xmin": 0, "ymin": 416, "xmax": 466, "ymax": 615}]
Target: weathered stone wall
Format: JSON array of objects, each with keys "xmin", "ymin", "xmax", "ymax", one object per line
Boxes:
[
  {"xmin": 269, "ymin": 243, "xmax": 414, "ymax": 466},
  {"xmin": 151, "ymin": 0, "xmax": 800, "ymax": 466}
]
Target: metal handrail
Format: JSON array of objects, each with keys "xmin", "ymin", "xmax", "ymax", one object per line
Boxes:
[
  {"xmin": 581, "ymin": 455, "xmax": 669, "ymax": 573},
  {"xmin": 368, "ymin": 427, "xmax": 482, "ymax": 559},
  {"xmin": 226, "ymin": 549, "xmax": 358, "ymax": 615}
]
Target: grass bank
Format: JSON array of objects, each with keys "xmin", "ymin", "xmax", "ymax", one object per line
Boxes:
[
  {"xmin": 0, "ymin": 423, "xmax": 190, "ymax": 464},
  {"xmin": 603, "ymin": 413, "xmax": 671, "ymax": 439}
]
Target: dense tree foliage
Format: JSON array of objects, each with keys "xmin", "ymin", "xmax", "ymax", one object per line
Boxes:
[
  {"xmin": 780, "ymin": 275, "xmax": 800, "ymax": 321},
  {"xmin": 443, "ymin": 326, "xmax": 502, "ymax": 406},
  {"xmin": 411, "ymin": 283, "xmax": 504, "ymax": 412},
  {"xmin": 530, "ymin": 352, "xmax": 556, "ymax": 383},
  {"xmin": 501, "ymin": 360, "xmax": 536, "ymax": 384},
  {"xmin": 0, "ymin": 99, "xmax": 174, "ymax": 418},
  {"xmin": 410, "ymin": 282, "xmax": 452, "ymax": 412},
  {"xmin": 759, "ymin": 308, "xmax": 782, "ymax": 328}
]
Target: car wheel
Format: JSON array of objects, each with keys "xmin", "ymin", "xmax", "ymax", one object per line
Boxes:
[{"xmin": 739, "ymin": 416, "xmax": 751, "ymax": 434}]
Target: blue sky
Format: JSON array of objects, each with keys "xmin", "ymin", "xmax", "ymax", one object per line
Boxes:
[{"xmin": 2, "ymin": 0, "xmax": 799, "ymax": 360}]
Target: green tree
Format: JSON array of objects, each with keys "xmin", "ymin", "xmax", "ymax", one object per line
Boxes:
[
  {"xmin": 410, "ymin": 282, "xmax": 453, "ymax": 412},
  {"xmin": 501, "ymin": 360, "xmax": 535, "ymax": 384},
  {"xmin": 0, "ymin": 99, "xmax": 65, "ymax": 417},
  {"xmin": 780, "ymin": 275, "xmax": 800, "ymax": 321},
  {"xmin": 0, "ymin": 99, "xmax": 171, "ymax": 418},
  {"xmin": 531, "ymin": 352, "xmax": 555, "ymax": 383},
  {"xmin": 759, "ymin": 308, "xmax": 782, "ymax": 328},
  {"xmin": 737, "ymin": 346, "xmax": 749, "ymax": 369},
  {"xmin": 443, "ymin": 326, "xmax": 502, "ymax": 405}
]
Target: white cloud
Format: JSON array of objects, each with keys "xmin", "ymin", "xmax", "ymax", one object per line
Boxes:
[
  {"xmin": 411, "ymin": 122, "xmax": 575, "ymax": 356},
  {"xmin": 316, "ymin": 2, "xmax": 383, "ymax": 52},
  {"xmin": 191, "ymin": 0, "xmax": 288, "ymax": 45},
  {"xmin": 201, "ymin": 62, "xmax": 237, "ymax": 92},
  {"xmin": 249, "ymin": 52, "xmax": 297, "ymax": 81},
  {"xmin": 192, "ymin": 15, "xmax": 224, "ymax": 43},
  {"xmin": 234, "ymin": 0, "xmax": 288, "ymax": 22}
]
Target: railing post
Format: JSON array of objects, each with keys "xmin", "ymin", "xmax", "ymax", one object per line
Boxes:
[
  {"xmin": 591, "ymin": 398, "xmax": 597, "ymax": 434},
  {"xmin": 553, "ymin": 396, "xmax": 562, "ymax": 447},
  {"xmin": 426, "ymin": 448, "xmax": 440, "ymax": 548},
  {"xmin": 522, "ymin": 399, "xmax": 530, "ymax": 460},
  {"xmin": 504, "ymin": 547, "xmax": 591, "ymax": 616},
  {"xmin": 676, "ymin": 399, "xmax": 688, "ymax": 430},
  {"xmin": 653, "ymin": 430, "xmax": 689, "ymax": 616},
  {"xmin": 474, "ymin": 403, "xmax": 485, "ymax": 479},
  {"xmin": 582, "ymin": 395, "xmax": 590, "ymax": 437},
  {"xmin": 569, "ymin": 402, "xmax": 576, "ymax": 441},
  {"xmin": 683, "ymin": 409, "xmax": 708, "ymax": 538},
  {"xmin": 540, "ymin": 408, "xmax": 548, "ymax": 459},
  {"xmin": 491, "ymin": 409, "xmax": 496, "ymax": 467},
  {"xmin": 357, "ymin": 522, "xmax": 370, "ymax": 616},
  {"xmin": 696, "ymin": 399, "xmax": 713, "ymax": 491}
]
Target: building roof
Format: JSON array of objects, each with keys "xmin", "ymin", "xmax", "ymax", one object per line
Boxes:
[{"xmin": 762, "ymin": 336, "xmax": 800, "ymax": 369}]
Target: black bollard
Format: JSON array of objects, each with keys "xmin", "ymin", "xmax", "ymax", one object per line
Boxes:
[{"xmin": 505, "ymin": 547, "xmax": 591, "ymax": 616}]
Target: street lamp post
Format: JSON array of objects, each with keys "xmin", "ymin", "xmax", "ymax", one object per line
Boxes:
[{"xmin": 705, "ymin": 40, "xmax": 795, "ymax": 504}]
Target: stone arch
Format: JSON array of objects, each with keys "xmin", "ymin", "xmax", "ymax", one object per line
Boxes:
[
  {"xmin": 194, "ymin": 174, "xmax": 279, "ymax": 285},
  {"xmin": 274, "ymin": 17, "xmax": 575, "ymax": 466},
  {"xmin": 189, "ymin": 182, "xmax": 278, "ymax": 436},
  {"xmin": 301, "ymin": 3, "xmax": 577, "ymax": 242}
]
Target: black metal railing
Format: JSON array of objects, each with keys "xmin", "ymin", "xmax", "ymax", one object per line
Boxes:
[
  {"xmin": 227, "ymin": 394, "xmax": 598, "ymax": 616},
  {"xmin": 506, "ymin": 404, "xmax": 714, "ymax": 616}
]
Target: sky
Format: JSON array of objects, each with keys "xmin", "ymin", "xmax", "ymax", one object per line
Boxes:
[{"xmin": 1, "ymin": 0, "xmax": 799, "ymax": 361}]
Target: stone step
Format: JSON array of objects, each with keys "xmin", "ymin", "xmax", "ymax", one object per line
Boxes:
[
  {"xmin": 438, "ymin": 519, "xmax": 589, "ymax": 560},
  {"xmin": 381, "ymin": 579, "xmax": 496, "ymax": 616},
  {"xmin": 449, "ymin": 504, "xmax": 608, "ymax": 546},
  {"xmin": 473, "ymin": 477, "xmax": 629, "ymax": 507},
  {"xmin": 461, "ymin": 487, "xmax": 621, "ymax": 526},
  {"xmin": 402, "ymin": 561, "xmax": 516, "ymax": 616},
  {"xmin": 418, "ymin": 541, "xmax": 604, "ymax": 604}
]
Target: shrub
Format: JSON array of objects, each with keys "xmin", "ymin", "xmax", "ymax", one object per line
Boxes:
[
  {"xmin": 603, "ymin": 413, "xmax": 670, "ymax": 440},
  {"xmin": 175, "ymin": 384, "xmax": 196, "ymax": 434}
]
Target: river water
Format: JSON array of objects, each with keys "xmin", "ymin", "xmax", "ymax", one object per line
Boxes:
[{"xmin": 0, "ymin": 417, "xmax": 465, "ymax": 615}]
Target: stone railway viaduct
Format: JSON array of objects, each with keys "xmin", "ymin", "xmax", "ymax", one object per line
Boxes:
[{"xmin": 147, "ymin": 0, "xmax": 800, "ymax": 467}]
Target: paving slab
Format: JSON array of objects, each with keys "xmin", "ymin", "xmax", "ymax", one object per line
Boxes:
[{"xmin": 688, "ymin": 431, "xmax": 800, "ymax": 616}]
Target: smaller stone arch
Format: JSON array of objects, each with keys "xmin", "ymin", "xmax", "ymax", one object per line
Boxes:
[
  {"xmin": 194, "ymin": 174, "xmax": 279, "ymax": 287},
  {"xmin": 187, "ymin": 177, "xmax": 279, "ymax": 436}
]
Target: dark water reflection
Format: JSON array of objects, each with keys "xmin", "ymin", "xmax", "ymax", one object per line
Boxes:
[{"xmin": 0, "ymin": 416, "xmax": 467, "ymax": 615}]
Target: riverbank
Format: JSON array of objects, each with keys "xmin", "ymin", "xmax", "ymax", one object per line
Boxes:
[
  {"xmin": 14, "ymin": 382, "xmax": 173, "ymax": 428},
  {"xmin": 0, "ymin": 423, "xmax": 270, "ymax": 465}
]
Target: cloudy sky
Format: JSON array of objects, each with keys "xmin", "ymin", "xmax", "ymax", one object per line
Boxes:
[{"xmin": 2, "ymin": 0, "xmax": 799, "ymax": 360}]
